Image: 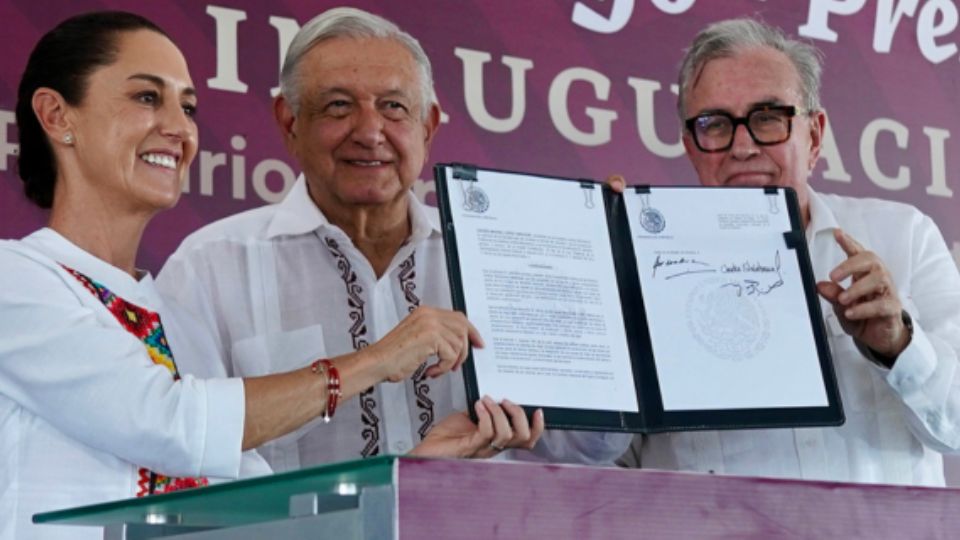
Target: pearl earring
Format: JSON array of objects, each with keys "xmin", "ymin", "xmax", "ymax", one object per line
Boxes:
[{"xmin": 63, "ymin": 133, "xmax": 74, "ymax": 145}]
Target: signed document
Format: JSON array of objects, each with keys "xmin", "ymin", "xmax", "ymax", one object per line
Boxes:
[
  {"xmin": 435, "ymin": 164, "xmax": 842, "ymax": 433},
  {"xmin": 624, "ymin": 189, "xmax": 827, "ymax": 412}
]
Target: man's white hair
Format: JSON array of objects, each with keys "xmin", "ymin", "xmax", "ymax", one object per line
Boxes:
[
  {"xmin": 677, "ymin": 17, "xmax": 823, "ymax": 119},
  {"xmin": 279, "ymin": 7, "xmax": 437, "ymax": 118}
]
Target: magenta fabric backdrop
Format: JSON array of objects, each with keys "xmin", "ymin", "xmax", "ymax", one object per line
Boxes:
[{"xmin": 2, "ymin": 0, "xmax": 959, "ymax": 274}]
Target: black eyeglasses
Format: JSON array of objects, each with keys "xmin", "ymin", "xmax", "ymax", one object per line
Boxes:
[{"xmin": 684, "ymin": 105, "xmax": 804, "ymax": 153}]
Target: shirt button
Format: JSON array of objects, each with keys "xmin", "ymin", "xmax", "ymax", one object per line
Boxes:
[{"xmin": 394, "ymin": 441, "xmax": 409, "ymax": 453}]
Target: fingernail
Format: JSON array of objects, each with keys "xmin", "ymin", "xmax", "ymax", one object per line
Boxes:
[
  {"xmin": 844, "ymin": 309, "xmax": 853, "ymax": 318},
  {"xmin": 502, "ymin": 398, "xmax": 515, "ymax": 406},
  {"xmin": 838, "ymin": 293, "xmax": 847, "ymax": 303}
]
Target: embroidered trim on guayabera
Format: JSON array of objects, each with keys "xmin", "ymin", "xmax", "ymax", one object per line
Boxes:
[
  {"xmin": 398, "ymin": 252, "xmax": 435, "ymax": 440},
  {"xmin": 323, "ymin": 237, "xmax": 381, "ymax": 457},
  {"xmin": 61, "ymin": 265, "xmax": 209, "ymax": 496}
]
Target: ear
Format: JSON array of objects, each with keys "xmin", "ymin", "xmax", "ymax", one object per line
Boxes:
[
  {"xmin": 681, "ymin": 131, "xmax": 697, "ymax": 158},
  {"xmin": 273, "ymin": 94, "xmax": 299, "ymax": 156},
  {"xmin": 806, "ymin": 109, "xmax": 827, "ymax": 171},
  {"xmin": 32, "ymin": 88, "xmax": 73, "ymax": 146},
  {"xmin": 421, "ymin": 103, "xmax": 441, "ymax": 159}
]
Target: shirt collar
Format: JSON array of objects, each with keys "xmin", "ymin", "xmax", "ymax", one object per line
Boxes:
[
  {"xmin": 266, "ymin": 174, "xmax": 442, "ymax": 242},
  {"xmin": 21, "ymin": 227, "xmax": 153, "ymax": 300},
  {"xmin": 265, "ymin": 175, "xmax": 329, "ymax": 239},
  {"xmin": 407, "ymin": 189, "xmax": 442, "ymax": 243},
  {"xmin": 804, "ymin": 185, "xmax": 839, "ymax": 242}
]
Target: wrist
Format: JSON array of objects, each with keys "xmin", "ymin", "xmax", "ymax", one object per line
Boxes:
[
  {"xmin": 407, "ymin": 441, "xmax": 429, "ymax": 457},
  {"xmin": 408, "ymin": 438, "xmax": 476, "ymax": 459},
  {"xmin": 866, "ymin": 310, "xmax": 914, "ymax": 368},
  {"xmin": 310, "ymin": 359, "xmax": 340, "ymax": 422},
  {"xmin": 333, "ymin": 348, "xmax": 387, "ymax": 397}
]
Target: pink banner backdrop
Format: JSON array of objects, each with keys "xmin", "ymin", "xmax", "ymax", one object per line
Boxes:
[{"xmin": 2, "ymin": 0, "xmax": 960, "ymax": 272}]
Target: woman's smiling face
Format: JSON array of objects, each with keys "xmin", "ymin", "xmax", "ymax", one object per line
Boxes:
[{"xmin": 66, "ymin": 29, "xmax": 198, "ymax": 213}]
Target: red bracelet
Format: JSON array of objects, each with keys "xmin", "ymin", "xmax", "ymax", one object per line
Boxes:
[{"xmin": 311, "ymin": 359, "xmax": 341, "ymax": 422}]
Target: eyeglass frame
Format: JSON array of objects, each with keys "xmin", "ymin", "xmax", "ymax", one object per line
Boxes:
[{"xmin": 684, "ymin": 104, "xmax": 810, "ymax": 153}]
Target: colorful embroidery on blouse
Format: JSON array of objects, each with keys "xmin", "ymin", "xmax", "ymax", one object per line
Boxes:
[{"xmin": 62, "ymin": 265, "xmax": 209, "ymax": 496}]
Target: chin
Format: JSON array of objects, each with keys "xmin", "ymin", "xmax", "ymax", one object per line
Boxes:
[
  {"xmin": 159, "ymin": 195, "xmax": 182, "ymax": 210},
  {"xmin": 341, "ymin": 183, "xmax": 407, "ymax": 206},
  {"xmin": 345, "ymin": 193, "xmax": 403, "ymax": 207},
  {"xmin": 144, "ymin": 189, "xmax": 183, "ymax": 211}
]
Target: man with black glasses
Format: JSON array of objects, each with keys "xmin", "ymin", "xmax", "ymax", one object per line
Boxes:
[{"xmin": 614, "ymin": 17, "xmax": 960, "ymax": 486}]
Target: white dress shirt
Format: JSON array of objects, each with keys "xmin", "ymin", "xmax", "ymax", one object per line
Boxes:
[
  {"xmin": 159, "ymin": 176, "xmax": 631, "ymax": 470},
  {"xmin": 0, "ymin": 229, "xmax": 258, "ymax": 540},
  {"xmin": 619, "ymin": 188, "xmax": 960, "ymax": 486}
]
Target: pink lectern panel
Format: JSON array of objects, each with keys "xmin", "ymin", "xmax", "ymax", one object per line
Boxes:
[{"xmin": 397, "ymin": 458, "xmax": 960, "ymax": 539}]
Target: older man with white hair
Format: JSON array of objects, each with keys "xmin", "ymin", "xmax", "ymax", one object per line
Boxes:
[
  {"xmin": 614, "ymin": 17, "xmax": 960, "ymax": 487},
  {"xmin": 159, "ymin": 7, "xmax": 630, "ymax": 469}
]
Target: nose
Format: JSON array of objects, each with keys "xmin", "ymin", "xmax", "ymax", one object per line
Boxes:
[
  {"xmin": 350, "ymin": 104, "xmax": 386, "ymax": 148},
  {"xmin": 729, "ymin": 123, "xmax": 759, "ymax": 160},
  {"xmin": 159, "ymin": 101, "xmax": 195, "ymax": 143}
]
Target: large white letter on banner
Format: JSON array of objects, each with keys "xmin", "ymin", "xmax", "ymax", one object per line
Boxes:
[
  {"xmin": 861, "ymin": 118, "xmax": 910, "ymax": 190},
  {"xmin": 454, "ymin": 48, "xmax": 534, "ymax": 134},
  {"xmin": 572, "ymin": 0, "xmax": 635, "ymax": 34},
  {"xmin": 252, "ymin": 159, "xmax": 296, "ymax": 203},
  {"xmin": 626, "ymin": 77, "xmax": 683, "ymax": 158},
  {"xmin": 917, "ymin": 0, "xmax": 959, "ymax": 63},
  {"xmin": 651, "ymin": 0, "xmax": 695, "ymax": 15},
  {"xmin": 799, "ymin": 0, "xmax": 868, "ymax": 42},
  {"xmin": 269, "ymin": 16, "xmax": 301, "ymax": 97},
  {"xmin": 923, "ymin": 127, "xmax": 954, "ymax": 197},
  {"xmin": 206, "ymin": 5, "xmax": 248, "ymax": 93},
  {"xmin": 549, "ymin": 68, "xmax": 618, "ymax": 146},
  {"xmin": 873, "ymin": 0, "xmax": 919, "ymax": 53}
]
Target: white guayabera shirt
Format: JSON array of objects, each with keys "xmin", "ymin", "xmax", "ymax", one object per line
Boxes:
[
  {"xmin": 621, "ymin": 187, "xmax": 960, "ymax": 487},
  {"xmin": 159, "ymin": 176, "xmax": 631, "ymax": 471}
]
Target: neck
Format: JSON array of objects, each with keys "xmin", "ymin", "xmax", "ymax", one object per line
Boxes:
[
  {"xmin": 313, "ymin": 192, "xmax": 412, "ymax": 278},
  {"xmin": 47, "ymin": 182, "xmax": 152, "ymax": 278}
]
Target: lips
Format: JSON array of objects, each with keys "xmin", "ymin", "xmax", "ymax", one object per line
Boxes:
[
  {"xmin": 139, "ymin": 152, "xmax": 179, "ymax": 170},
  {"xmin": 723, "ymin": 171, "xmax": 776, "ymax": 186},
  {"xmin": 343, "ymin": 159, "xmax": 392, "ymax": 167}
]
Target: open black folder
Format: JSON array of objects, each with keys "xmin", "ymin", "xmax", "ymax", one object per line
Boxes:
[{"xmin": 435, "ymin": 163, "xmax": 843, "ymax": 433}]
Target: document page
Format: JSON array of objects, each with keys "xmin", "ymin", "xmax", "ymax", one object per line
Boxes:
[
  {"xmin": 623, "ymin": 188, "xmax": 828, "ymax": 411},
  {"xmin": 446, "ymin": 169, "xmax": 639, "ymax": 412}
]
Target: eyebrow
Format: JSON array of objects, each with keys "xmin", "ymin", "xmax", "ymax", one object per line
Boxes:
[
  {"xmin": 315, "ymin": 87, "xmax": 350, "ymax": 97},
  {"xmin": 128, "ymin": 73, "xmax": 197, "ymax": 98},
  {"xmin": 313, "ymin": 87, "xmax": 410, "ymax": 99},
  {"xmin": 379, "ymin": 89, "xmax": 410, "ymax": 99},
  {"xmin": 695, "ymin": 100, "xmax": 788, "ymax": 117}
]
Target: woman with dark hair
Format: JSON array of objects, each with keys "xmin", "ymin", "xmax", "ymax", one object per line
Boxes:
[{"xmin": 0, "ymin": 11, "xmax": 509, "ymax": 539}]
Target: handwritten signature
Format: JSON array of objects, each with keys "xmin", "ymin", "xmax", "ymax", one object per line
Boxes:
[
  {"xmin": 720, "ymin": 250, "xmax": 784, "ymax": 297},
  {"xmin": 652, "ymin": 254, "xmax": 714, "ymax": 279}
]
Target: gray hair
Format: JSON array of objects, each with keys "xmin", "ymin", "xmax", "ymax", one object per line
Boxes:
[
  {"xmin": 677, "ymin": 17, "xmax": 823, "ymax": 119},
  {"xmin": 279, "ymin": 7, "xmax": 437, "ymax": 118}
]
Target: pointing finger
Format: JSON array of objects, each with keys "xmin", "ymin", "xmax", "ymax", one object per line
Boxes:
[{"xmin": 833, "ymin": 228, "xmax": 865, "ymax": 257}]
